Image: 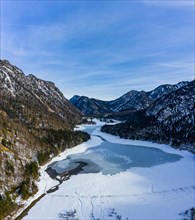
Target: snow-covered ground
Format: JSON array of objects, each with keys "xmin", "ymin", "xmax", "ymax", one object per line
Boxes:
[{"xmin": 20, "ymin": 119, "xmax": 194, "ymax": 220}]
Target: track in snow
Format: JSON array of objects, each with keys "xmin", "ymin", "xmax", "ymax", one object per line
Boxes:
[{"xmin": 47, "ymin": 185, "xmax": 194, "ymax": 199}]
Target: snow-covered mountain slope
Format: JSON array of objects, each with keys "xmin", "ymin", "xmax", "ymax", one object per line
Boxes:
[
  {"xmin": 109, "ymin": 90, "xmax": 151, "ymax": 112},
  {"xmin": 0, "ymin": 59, "xmax": 82, "ymax": 129},
  {"xmin": 147, "ymin": 81, "xmax": 188, "ymax": 100},
  {"xmin": 70, "ymin": 81, "xmax": 189, "ymax": 115},
  {"xmin": 146, "ymin": 80, "xmax": 195, "ymax": 149},
  {"xmin": 102, "ymin": 80, "xmax": 195, "ymax": 153}
]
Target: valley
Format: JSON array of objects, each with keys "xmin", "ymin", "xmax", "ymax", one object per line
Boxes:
[
  {"xmin": 0, "ymin": 60, "xmax": 194, "ymax": 220},
  {"xmin": 1, "ymin": 1, "xmax": 194, "ymax": 219}
]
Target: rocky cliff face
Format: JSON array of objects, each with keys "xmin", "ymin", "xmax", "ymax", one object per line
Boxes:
[
  {"xmin": 70, "ymin": 81, "xmax": 189, "ymax": 115},
  {"xmin": 0, "ymin": 60, "xmax": 89, "ymax": 219},
  {"xmin": 102, "ymin": 80, "xmax": 195, "ymax": 153}
]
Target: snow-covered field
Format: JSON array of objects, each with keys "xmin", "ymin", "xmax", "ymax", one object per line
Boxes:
[{"xmin": 21, "ymin": 120, "xmax": 194, "ymax": 220}]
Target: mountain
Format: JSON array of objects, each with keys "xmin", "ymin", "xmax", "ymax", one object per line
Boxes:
[
  {"xmin": 111, "ymin": 81, "xmax": 189, "ymax": 112},
  {"xmin": 0, "ymin": 60, "xmax": 89, "ymax": 219},
  {"xmin": 0, "ymin": 60, "xmax": 82, "ymax": 129},
  {"xmin": 102, "ymin": 80, "xmax": 195, "ymax": 153},
  {"xmin": 147, "ymin": 81, "xmax": 188, "ymax": 100},
  {"xmin": 70, "ymin": 81, "xmax": 189, "ymax": 115},
  {"xmin": 108, "ymin": 90, "xmax": 151, "ymax": 112},
  {"xmin": 69, "ymin": 96, "xmax": 110, "ymax": 116}
]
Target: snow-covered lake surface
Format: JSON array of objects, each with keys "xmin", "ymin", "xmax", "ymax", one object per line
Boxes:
[
  {"xmin": 23, "ymin": 119, "xmax": 195, "ymax": 220},
  {"xmin": 48, "ymin": 127, "xmax": 182, "ymax": 176}
]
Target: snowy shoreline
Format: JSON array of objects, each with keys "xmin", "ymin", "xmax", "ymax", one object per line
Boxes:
[
  {"xmin": 92, "ymin": 123, "xmax": 193, "ymax": 158},
  {"xmin": 15, "ymin": 130, "xmax": 103, "ymax": 219},
  {"xmin": 15, "ymin": 119, "xmax": 195, "ymax": 220}
]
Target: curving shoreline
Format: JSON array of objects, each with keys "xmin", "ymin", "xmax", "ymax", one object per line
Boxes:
[
  {"xmin": 15, "ymin": 161, "xmax": 89, "ymax": 219},
  {"xmin": 46, "ymin": 161, "xmax": 88, "ymax": 193}
]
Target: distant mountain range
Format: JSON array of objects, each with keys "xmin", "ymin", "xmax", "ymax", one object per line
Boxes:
[
  {"xmin": 70, "ymin": 81, "xmax": 189, "ymax": 116},
  {"xmin": 70, "ymin": 78, "xmax": 195, "ymax": 152}
]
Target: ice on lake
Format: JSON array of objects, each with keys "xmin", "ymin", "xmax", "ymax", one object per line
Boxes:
[{"xmin": 48, "ymin": 137, "xmax": 182, "ymax": 176}]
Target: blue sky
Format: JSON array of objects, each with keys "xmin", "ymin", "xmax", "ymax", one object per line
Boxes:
[{"xmin": 1, "ymin": 0, "xmax": 194, "ymax": 100}]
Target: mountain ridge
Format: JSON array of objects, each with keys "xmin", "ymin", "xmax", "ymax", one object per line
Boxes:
[{"xmin": 70, "ymin": 81, "xmax": 189, "ymax": 115}]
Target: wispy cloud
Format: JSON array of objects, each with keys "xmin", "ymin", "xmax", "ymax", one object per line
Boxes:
[{"xmin": 1, "ymin": 0, "xmax": 194, "ymax": 100}]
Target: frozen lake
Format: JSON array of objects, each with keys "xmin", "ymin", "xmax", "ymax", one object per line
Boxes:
[
  {"xmin": 48, "ymin": 125, "xmax": 182, "ymax": 176},
  {"xmin": 22, "ymin": 121, "xmax": 195, "ymax": 220}
]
